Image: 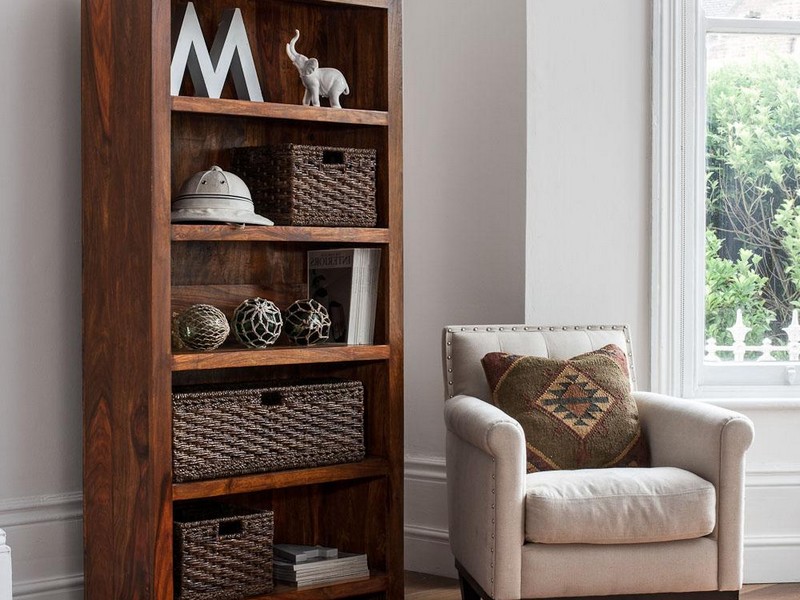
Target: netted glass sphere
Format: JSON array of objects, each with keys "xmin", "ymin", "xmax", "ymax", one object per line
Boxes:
[
  {"xmin": 176, "ymin": 304, "xmax": 230, "ymax": 351},
  {"xmin": 171, "ymin": 311, "xmax": 187, "ymax": 351},
  {"xmin": 284, "ymin": 299, "xmax": 331, "ymax": 346},
  {"xmin": 232, "ymin": 297, "xmax": 283, "ymax": 348}
]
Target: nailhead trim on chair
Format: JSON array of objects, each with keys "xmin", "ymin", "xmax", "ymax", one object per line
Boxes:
[
  {"xmin": 491, "ymin": 458, "xmax": 496, "ymax": 595},
  {"xmin": 444, "ymin": 324, "xmax": 635, "ymax": 399}
]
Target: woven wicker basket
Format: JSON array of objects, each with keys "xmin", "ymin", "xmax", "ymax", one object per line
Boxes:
[
  {"xmin": 232, "ymin": 144, "xmax": 377, "ymax": 227},
  {"xmin": 174, "ymin": 503, "xmax": 274, "ymax": 600},
  {"xmin": 172, "ymin": 380, "xmax": 365, "ymax": 482}
]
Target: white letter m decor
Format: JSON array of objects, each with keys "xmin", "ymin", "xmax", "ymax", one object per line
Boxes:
[{"xmin": 170, "ymin": 2, "xmax": 263, "ymax": 101}]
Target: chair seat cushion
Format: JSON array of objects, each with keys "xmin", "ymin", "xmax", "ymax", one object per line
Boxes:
[{"xmin": 525, "ymin": 467, "xmax": 716, "ymax": 544}]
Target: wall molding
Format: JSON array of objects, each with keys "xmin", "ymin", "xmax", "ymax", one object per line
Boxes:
[
  {"xmin": 404, "ymin": 455, "xmax": 446, "ymax": 483},
  {"xmin": 743, "ymin": 470, "xmax": 800, "ymax": 582},
  {"xmin": 405, "ymin": 523, "xmax": 449, "ymax": 544},
  {"xmin": 746, "ymin": 468, "xmax": 800, "ymax": 488},
  {"xmin": 743, "ymin": 536, "xmax": 800, "ymax": 583},
  {"xmin": 0, "ymin": 491, "xmax": 82, "ymax": 528},
  {"xmin": 0, "ymin": 493, "xmax": 84, "ymax": 599},
  {"xmin": 745, "ymin": 535, "xmax": 800, "ymax": 548},
  {"xmin": 651, "ymin": 0, "xmax": 689, "ymax": 397},
  {"xmin": 404, "ymin": 523, "xmax": 455, "ymax": 578},
  {"xmin": 13, "ymin": 573, "xmax": 83, "ymax": 599},
  {"xmin": 404, "ymin": 455, "xmax": 454, "ymax": 577}
]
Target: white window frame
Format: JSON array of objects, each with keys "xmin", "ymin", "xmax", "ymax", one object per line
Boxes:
[{"xmin": 652, "ymin": 0, "xmax": 800, "ymax": 398}]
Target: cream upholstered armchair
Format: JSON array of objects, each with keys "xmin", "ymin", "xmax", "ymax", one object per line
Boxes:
[{"xmin": 443, "ymin": 325, "xmax": 754, "ymax": 600}]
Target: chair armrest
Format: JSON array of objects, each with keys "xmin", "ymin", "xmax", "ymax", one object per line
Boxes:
[
  {"xmin": 444, "ymin": 394, "xmax": 527, "ymax": 458},
  {"xmin": 633, "ymin": 391, "xmax": 754, "ymax": 591},
  {"xmin": 444, "ymin": 395, "xmax": 526, "ymax": 600}
]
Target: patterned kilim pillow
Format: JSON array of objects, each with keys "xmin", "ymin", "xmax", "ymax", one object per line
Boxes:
[{"xmin": 481, "ymin": 345, "xmax": 650, "ymax": 473}]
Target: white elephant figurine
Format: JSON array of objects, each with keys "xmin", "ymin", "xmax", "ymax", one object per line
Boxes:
[{"xmin": 286, "ymin": 30, "xmax": 350, "ymax": 109}]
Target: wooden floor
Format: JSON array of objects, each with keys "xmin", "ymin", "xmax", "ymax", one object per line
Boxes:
[{"xmin": 404, "ymin": 572, "xmax": 800, "ymax": 600}]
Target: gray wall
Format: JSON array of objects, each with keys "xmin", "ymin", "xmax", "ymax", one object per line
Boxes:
[
  {"xmin": 403, "ymin": 0, "xmax": 528, "ymax": 458},
  {"xmin": 0, "ymin": 0, "xmax": 84, "ymax": 596},
  {"xmin": 403, "ymin": 0, "xmax": 652, "ymax": 575},
  {"xmin": 402, "ymin": 0, "xmax": 528, "ymax": 574},
  {"xmin": 526, "ymin": 0, "xmax": 653, "ymax": 386}
]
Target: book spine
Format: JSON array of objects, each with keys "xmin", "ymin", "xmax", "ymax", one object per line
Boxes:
[{"xmin": 363, "ymin": 249, "xmax": 381, "ymax": 345}]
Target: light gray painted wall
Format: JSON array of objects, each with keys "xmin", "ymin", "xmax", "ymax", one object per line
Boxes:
[
  {"xmin": 0, "ymin": 0, "xmax": 82, "ymax": 500},
  {"xmin": 403, "ymin": 0, "xmax": 527, "ymax": 460},
  {"xmin": 525, "ymin": 0, "xmax": 653, "ymax": 387},
  {"xmin": 402, "ymin": 0, "xmax": 528, "ymax": 574},
  {"xmin": 403, "ymin": 0, "xmax": 527, "ymax": 574},
  {"xmin": 404, "ymin": 0, "xmax": 653, "ymax": 576},
  {"xmin": 0, "ymin": 0, "xmax": 84, "ymax": 596}
]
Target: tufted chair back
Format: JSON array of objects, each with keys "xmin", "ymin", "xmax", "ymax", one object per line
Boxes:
[{"xmin": 442, "ymin": 324, "xmax": 635, "ymax": 402}]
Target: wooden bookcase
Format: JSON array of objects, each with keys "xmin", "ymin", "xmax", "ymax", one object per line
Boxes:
[{"xmin": 81, "ymin": 0, "xmax": 403, "ymax": 598}]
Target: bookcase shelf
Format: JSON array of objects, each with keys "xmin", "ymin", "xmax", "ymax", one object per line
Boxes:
[
  {"xmin": 172, "ymin": 97, "xmax": 389, "ymax": 126},
  {"xmin": 173, "ymin": 458, "xmax": 390, "ymax": 500},
  {"xmin": 83, "ymin": 0, "xmax": 402, "ymax": 596},
  {"xmin": 171, "ymin": 224, "xmax": 391, "ymax": 244},
  {"xmin": 171, "ymin": 345, "xmax": 391, "ymax": 371}
]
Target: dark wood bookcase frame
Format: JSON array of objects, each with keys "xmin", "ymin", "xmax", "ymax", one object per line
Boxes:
[{"xmin": 81, "ymin": 0, "xmax": 403, "ymax": 597}]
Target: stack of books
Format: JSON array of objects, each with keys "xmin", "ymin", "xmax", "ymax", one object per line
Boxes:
[
  {"xmin": 308, "ymin": 248, "xmax": 381, "ymax": 345},
  {"xmin": 273, "ymin": 544, "xmax": 369, "ymax": 588}
]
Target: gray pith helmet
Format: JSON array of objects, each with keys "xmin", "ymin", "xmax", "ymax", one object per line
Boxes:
[{"xmin": 171, "ymin": 165, "xmax": 274, "ymax": 226}]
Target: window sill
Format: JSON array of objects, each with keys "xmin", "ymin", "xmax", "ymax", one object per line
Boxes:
[{"xmin": 691, "ymin": 395, "xmax": 800, "ymax": 410}]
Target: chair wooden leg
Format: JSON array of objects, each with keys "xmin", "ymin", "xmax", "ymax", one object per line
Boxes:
[
  {"xmin": 455, "ymin": 562, "xmax": 489, "ymax": 600},
  {"xmin": 458, "ymin": 573, "xmax": 483, "ymax": 600}
]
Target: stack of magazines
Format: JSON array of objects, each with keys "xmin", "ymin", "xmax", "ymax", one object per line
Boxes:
[
  {"xmin": 273, "ymin": 544, "xmax": 370, "ymax": 588},
  {"xmin": 308, "ymin": 248, "xmax": 381, "ymax": 345}
]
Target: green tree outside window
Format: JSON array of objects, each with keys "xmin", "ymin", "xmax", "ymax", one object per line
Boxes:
[{"xmin": 706, "ymin": 54, "xmax": 800, "ymax": 353}]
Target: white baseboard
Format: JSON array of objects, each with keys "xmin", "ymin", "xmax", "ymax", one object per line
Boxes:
[
  {"xmin": 404, "ymin": 524, "xmax": 456, "ymax": 578},
  {"xmin": 404, "ymin": 455, "xmax": 455, "ymax": 577},
  {"xmin": 743, "ymin": 468, "xmax": 800, "ymax": 583},
  {"xmin": 744, "ymin": 536, "xmax": 800, "ymax": 583},
  {"xmin": 0, "ymin": 492, "xmax": 83, "ymax": 600}
]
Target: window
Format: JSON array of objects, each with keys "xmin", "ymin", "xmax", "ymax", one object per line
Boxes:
[{"xmin": 653, "ymin": 0, "xmax": 800, "ymax": 396}]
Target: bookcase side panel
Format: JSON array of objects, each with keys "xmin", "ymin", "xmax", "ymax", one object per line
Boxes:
[
  {"xmin": 385, "ymin": 0, "xmax": 404, "ymax": 598},
  {"xmin": 82, "ymin": 0, "xmax": 173, "ymax": 597}
]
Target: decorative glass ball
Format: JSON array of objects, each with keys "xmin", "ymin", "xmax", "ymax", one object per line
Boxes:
[
  {"xmin": 176, "ymin": 304, "xmax": 230, "ymax": 351},
  {"xmin": 171, "ymin": 311, "xmax": 188, "ymax": 351},
  {"xmin": 232, "ymin": 298, "xmax": 283, "ymax": 348},
  {"xmin": 284, "ymin": 299, "xmax": 331, "ymax": 346}
]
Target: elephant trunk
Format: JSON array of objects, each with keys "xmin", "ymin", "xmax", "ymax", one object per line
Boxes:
[{"xmin": 286, "ymin": 30, "xmax": 301, "ymax": 62}]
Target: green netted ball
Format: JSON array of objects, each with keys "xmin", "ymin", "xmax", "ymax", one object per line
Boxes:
[
  {"xmin": 232, "ymin": 298, "xmax": 283, "ymax": 348},
  {"xmin": 284, "ymin": 299, "xmax": 331, "ymax": 346},
  {"xmin": 177, "ymin": 304, "xmax": 230, "ymax": 351}
]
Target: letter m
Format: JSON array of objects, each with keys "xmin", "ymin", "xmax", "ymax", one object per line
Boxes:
[{"xmin": 170, "ymin": 2, "xmax": 263, "ymax": 101}]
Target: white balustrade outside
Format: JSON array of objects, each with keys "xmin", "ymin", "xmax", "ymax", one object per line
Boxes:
[{"xmin": 705, "ymin": 308, "xmax": 800, "ymax": 362}]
